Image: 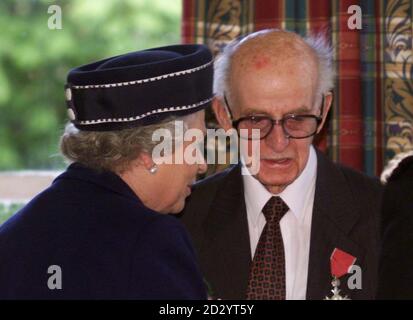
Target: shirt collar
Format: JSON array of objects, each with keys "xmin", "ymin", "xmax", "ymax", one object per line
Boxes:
[
  {"xmin": 242, "ymin": 164, "xmax": 272, "ymax": 226},
  {"xmin": 242, "ymin": 146, "xmax": 317, "ymax": 225}
]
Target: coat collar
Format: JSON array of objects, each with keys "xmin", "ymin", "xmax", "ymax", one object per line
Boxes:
[{"xmin": 54, "ymin": 163, "xmax": 139, "ymax": 203}]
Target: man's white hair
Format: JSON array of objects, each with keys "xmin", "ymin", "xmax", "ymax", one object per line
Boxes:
[{"xmin": 214, "ymin": 29, "xmax": 335, "ymax": 104}]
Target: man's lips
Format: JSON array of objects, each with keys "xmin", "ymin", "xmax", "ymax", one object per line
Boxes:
[{"xmin": 261, "ymin": 158, "xmax": 293, "ymax": 167}]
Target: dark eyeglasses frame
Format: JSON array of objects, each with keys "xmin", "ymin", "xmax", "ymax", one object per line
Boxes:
[{"xmin": 223, "ymin": 93, "xmax": 325, "ymax": 140}]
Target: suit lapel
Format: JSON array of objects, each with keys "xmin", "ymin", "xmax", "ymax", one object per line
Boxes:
[
  {"xmin": 306, "ymin": 151, "xmax": 364, "ymax": 300},
  {"xmin": 201, "ymin": 165, "xmax": 251, "ymax": 299}
]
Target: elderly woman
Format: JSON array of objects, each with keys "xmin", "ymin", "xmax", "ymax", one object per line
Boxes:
[{"xmin": 0, "ymin": 45, "xmax": 213, "ymax": 299}]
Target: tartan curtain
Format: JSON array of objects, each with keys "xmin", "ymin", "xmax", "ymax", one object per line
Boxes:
[{"xmin": 181, "ymin": 0, "xmax": 413, "ymax": 177}]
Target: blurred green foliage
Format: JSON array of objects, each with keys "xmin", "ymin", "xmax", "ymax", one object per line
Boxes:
[
  {"xmin": 0, "ymin": 0, "xmax": 181, "ymax": 170},
  {"xmin": 0, "ymin": 202, "xmax": 24, "ymax": 224}
]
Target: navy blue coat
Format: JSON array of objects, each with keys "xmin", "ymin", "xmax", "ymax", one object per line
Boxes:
[{"xmin": 0, "ymin": 163, "xmax": 206, "ymax": 299}]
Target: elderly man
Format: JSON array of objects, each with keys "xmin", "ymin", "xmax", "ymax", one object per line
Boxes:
[{"xmin": 181, "ymin": 29, "xmax": 382, "ymax": 300}]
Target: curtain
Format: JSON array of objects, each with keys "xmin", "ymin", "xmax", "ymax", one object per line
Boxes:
[{"xmin": 181, "ymin": 0, "xmax": 413, "ymax": 177}]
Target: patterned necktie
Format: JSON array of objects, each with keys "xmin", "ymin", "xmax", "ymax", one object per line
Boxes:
[{"xmin": 246, "ymin": 196, "xmax": 289, "ymax": 300}]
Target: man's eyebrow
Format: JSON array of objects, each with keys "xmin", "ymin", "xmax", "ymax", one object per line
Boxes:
[
  {"xmin": 241, "ymin": 106, "xmax": 313, "ymax": 116},
  {"xmin": 241, "ymin": 108, "xmax": 271, "ymax": 116},
  {"xmin": 286, "ymin": 106, "xmax": 313, "ymax": 114}
]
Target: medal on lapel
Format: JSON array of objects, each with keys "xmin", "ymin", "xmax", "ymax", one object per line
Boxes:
[{"xmin": 325, "ymin": 248, "xmax": 356, "ymax": 300}]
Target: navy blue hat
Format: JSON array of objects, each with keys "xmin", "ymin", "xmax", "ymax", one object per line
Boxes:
[{"xmin": 65, "ymin": 44, "xmax": 213, "ymax": 131}]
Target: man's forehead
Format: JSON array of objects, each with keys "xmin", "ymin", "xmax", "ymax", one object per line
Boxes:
[
  {"xmin": 232, "ymin": 50, "xmax": 316, "ymax": 76},
  {"xmin": 229, "ymin": 51, "xmax": 318, "ymax": 102},
  {"xmin": 231, "ymin": 32, "xmax": 317, "ymax": 75},
  {"xmin": 230, "ymin": 64, "xmax": 317, "ymax": 96}
]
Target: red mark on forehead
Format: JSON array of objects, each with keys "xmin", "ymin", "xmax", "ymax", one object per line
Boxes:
[{"xmin": 252, "ymin": 55, "xmax": 270, "ymax": 70}]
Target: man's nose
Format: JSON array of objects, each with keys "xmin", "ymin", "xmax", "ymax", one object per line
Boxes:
[{"xmin": 265, "ymin": 122, "xmax": 289, "ymax": 152}]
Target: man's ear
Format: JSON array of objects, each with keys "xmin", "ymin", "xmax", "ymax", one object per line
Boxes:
[
  {"xmin": 317, "ymin": 92, "xmax": 333, "ymax": 133},
  {"xmin": 212, "ymin": 97, "xmax": 233, "ymax": 131}
]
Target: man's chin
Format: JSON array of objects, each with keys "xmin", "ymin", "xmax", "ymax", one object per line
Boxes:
[{"xmin": 255, "ymin": 171, "xmax": 297, "ymax": 193}]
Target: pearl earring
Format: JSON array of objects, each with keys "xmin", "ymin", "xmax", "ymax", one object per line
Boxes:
[{"xmin": 149, "ymin": 164, "xmax": 158, "ymax": 174}]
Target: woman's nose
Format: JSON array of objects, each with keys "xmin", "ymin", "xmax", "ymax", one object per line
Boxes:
[{"xmin": 198, "ymin": 161, "xmax": 208, "ymax": 174}]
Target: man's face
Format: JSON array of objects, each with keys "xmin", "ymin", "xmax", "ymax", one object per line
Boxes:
[{"xmin": 230, "ymin": 55, "xmax": 320, "ymax": 194}]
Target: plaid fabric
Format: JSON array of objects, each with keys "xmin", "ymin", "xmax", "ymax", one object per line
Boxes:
[{"xmin": 182, "ymin": 0, "xmax": 413, "ymax": 176}]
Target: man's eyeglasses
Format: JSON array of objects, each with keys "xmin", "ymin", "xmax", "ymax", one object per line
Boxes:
[{"xmin": 224, "ymin": 94, "xmax": 325, "ymax": 140}]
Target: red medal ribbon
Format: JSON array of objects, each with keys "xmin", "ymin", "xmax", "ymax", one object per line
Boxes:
[{"xmin": 330, "ymin": 248, "xmax": 356, "ymax": 278}]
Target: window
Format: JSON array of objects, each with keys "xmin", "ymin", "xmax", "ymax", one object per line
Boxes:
[{"xmin": 0, "ymin": 0, "xmax": 182, "ymax": 223}]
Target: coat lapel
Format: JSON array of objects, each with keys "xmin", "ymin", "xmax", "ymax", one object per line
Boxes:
[
  {"xmin": 200, "ymin": 165, "xmax": 251, "ymax": 299},
  {"xmin": 306, "ymin": 151, "xmax": 364, "ymax": 300}
]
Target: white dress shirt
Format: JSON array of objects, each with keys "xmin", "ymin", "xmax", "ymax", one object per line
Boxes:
[{"xmin": 242, "ymin": 146, "xmax": 317, "ymax": 300}]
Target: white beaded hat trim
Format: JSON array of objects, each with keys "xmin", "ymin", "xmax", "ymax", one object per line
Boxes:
[
  {"xmin": 71, "ymin": 60, "xmax": 213, "ymax": 90},
  {"xmin": 74, "ymin": 97, "xmax": 213, "ymax": 125}
]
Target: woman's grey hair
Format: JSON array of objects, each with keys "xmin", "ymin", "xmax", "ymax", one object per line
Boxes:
[
  {"xmin": 60, "ymin": 112, "xmax": 198, "ymax": 174},
  {"xmin": 214, "ymin": 30, "xmax": 335, "ymax": 103},
  {"xmin": 380, "ymin": 150, "xmax": 413, "ymax": 184}
]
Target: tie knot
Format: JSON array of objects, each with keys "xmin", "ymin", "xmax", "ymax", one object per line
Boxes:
[{"xmin": 262, "ymin": 196, "xmax": 289, "ymax": 222}]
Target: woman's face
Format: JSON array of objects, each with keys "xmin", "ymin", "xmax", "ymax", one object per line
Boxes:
[{"xmin": 155, "ymin": 111, "xmax": 207, "ymax": 214}]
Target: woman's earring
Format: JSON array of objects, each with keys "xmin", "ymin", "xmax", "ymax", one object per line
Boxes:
[{"xmin": 148, "ymin": 164, "xmax": 158, "ymax": 174}]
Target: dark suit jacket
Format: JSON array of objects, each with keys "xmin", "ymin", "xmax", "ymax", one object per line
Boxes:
[
  {"xmin": 0, "ymin": 163, "xmax": 206, "ymax": 299},
  {"xmin": 181, "ymin": 149, "xmax": 382, "ymax": 299},
  {"xmin": 377, "ymin": 155, "xmax": 413, "ymax": 299}
]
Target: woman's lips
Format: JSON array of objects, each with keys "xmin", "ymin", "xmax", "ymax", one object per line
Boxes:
[
  {"xmin": 185, "ymin": 185, "xmax": 192, "ymax": 196},
  {"xmin": 261, "ymin": 158, "xmax": 292, "ymax": 168}
]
